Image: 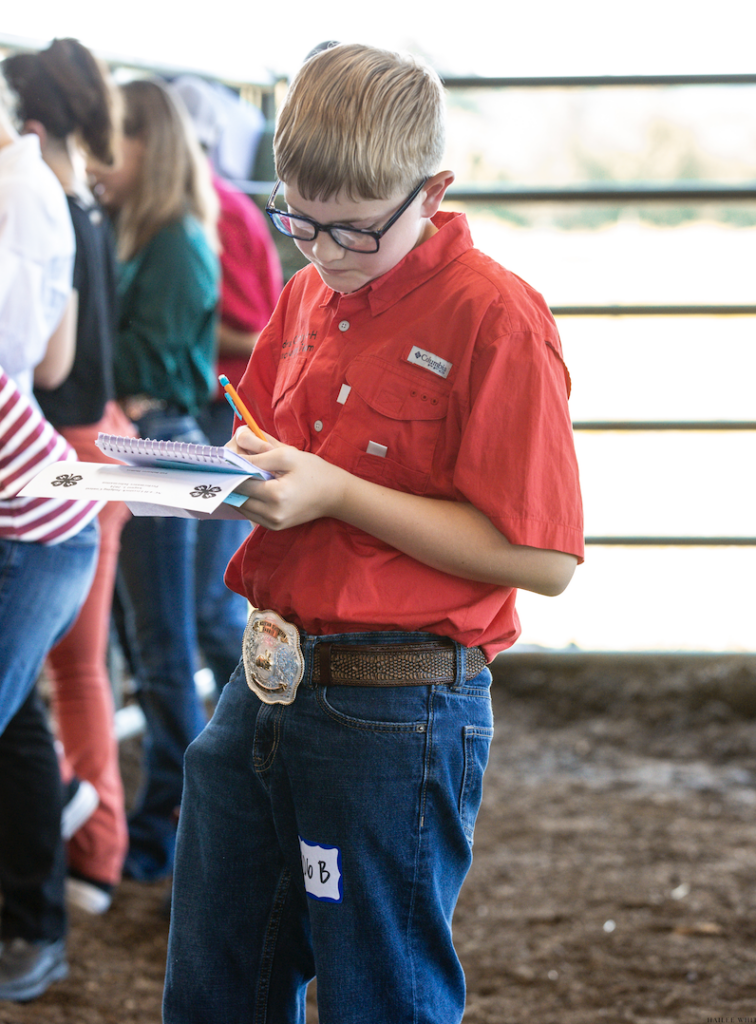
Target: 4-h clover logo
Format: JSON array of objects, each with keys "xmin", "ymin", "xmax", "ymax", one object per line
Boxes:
[
  {"xmin": 52, "ymin": 473, "xmax": 83, "ymax": 488},
  {"xmin": 190, "ymin": 484, "xmax": 222, "ymax": 500}
]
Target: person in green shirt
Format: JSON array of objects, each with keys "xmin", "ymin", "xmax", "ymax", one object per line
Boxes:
[
  {"xmin": 89, "ymin": 78, "xmax": 220, "ymax": 882},
  {"xmin": 115, "ymin": 215, "xmax": 218, "ymax": 416}
]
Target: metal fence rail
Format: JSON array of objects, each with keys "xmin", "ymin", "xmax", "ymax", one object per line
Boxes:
[
  {"xmin": 584, "ymin": 537, "xmax": 756, "ymax": 546},
  {"xmin": 552, "ymin": 305, "xmax": 756, "ymax": 316},
  {"xmin": 437, "ymin": 73, "xmax": 756, "ymax": 554},
  {"xmin": 446, "ymin": 185, "xmax": 756, "ymax": 203},
  {"xmin": 440, "ymin": 74, "xmax": 756, "ymax": 88},
  {"xmin": 573, "ymin": 422, "xmax": 756, "ymax": 431}
]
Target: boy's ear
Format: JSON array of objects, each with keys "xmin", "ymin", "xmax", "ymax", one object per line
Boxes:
[{"xmin": 420, "ymin": 170, "xmax": 455, "ymax": 217}]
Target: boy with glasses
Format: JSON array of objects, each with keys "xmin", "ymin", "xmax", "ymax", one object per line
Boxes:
[{"xmin": 164, "ymin": 42, "xmax": 583, "ymax": 1024}]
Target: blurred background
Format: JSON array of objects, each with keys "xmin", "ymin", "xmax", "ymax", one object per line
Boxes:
[{"xmin": 3, "ymin": 0, "xmax": 753, "ymax": 653}]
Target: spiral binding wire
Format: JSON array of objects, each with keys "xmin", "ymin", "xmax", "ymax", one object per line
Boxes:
[{"xmin": 96, "ymin": 434, "xmax": 229, "ymax": 465}]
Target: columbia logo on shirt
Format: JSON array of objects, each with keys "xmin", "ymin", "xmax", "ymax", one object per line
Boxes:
[{"xmin": 406, "ymin": 347, "xmax": 452, "ymax": 379}]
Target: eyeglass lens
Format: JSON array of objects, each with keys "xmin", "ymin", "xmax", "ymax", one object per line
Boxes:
[{"xmin": 269, "ymin": 212, "xmax": 379, "ymax": 253}]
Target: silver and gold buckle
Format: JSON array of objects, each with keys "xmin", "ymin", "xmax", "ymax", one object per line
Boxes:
[{"xmin": 242, "ymin": 610, "xmax": 305, "ymax": 705}]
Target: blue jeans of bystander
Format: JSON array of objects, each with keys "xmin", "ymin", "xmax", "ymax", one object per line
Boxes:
[
  {"xmin": 195, "ymin": 399, "xmax": 251, "ymax": 693},
  {"xmin": 0, "ymin": 522, "xmax": 99, "ymax": 734},
  {"xmin": 118, "ymin": 411, "xmax": 208, "ymax": 881}
]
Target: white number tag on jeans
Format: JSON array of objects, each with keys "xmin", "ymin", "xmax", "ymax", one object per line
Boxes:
[{"xmin": 299, "ymin": 837, "xmax": 343, "ymax": 903}]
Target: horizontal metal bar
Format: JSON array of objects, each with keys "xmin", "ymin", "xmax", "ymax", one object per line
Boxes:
[
  {"xmin": 235, "ymin": 181, "xmax": 756, "ymax": 203},
  {"xmin": 589, "ymin": 529, "xmax": 756, "ymax": 554},
  {"xmin": 573, "ymin": 422, "xmax": 756, "ymax": 431},
  {"xmin": 441, "ymin": 74, "xmax": 756, "ymax": 89},
  {"xmin": 585, "ymin": 537, "xmax": 756, "ymax": 546},
  {"xmin": 552, "ymin": 304, "xmax": 756, "ymax": 317},
  {"xmin": 446, "ymin": 185, "xmax": 756, "ymax": 203}
]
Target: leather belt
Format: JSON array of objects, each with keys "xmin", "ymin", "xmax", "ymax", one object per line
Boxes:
[{"xmin": 311, "ymin": 640, "xmax": 487, "ymax": 687}]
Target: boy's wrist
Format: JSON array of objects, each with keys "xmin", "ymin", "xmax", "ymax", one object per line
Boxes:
[{"xmin": 321, "ymin": 458, "xmax": 352, "ymax": 520}]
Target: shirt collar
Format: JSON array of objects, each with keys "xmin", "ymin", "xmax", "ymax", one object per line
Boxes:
[{"xmin": 320, "ymin": 211, "xmax": 475, "ymax": 316}]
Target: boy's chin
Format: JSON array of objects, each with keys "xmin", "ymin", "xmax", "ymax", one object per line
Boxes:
[{"xmin": 313, "ymin": 265, "xmax": 366, "ymax": 294}]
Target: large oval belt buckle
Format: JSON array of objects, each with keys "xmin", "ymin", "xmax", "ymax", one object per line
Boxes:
[{"xmin": 242, "ymin": 610, "xmax": 305, "ymax": 705}]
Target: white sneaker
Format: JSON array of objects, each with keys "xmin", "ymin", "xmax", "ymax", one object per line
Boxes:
[
  {"xmin": 61, "ymin": 778, "xmax": 99, "ymax": 840},
  {"xmin": 66, "ymin": 876, "xmax": 113, "ymax": 915}
]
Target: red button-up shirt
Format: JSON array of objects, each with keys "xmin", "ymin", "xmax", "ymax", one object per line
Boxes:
[{"xmin": 226, "ymin": 211, "xmax": 583, "ymax": 659}]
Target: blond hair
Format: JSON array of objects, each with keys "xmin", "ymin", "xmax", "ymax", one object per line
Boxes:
[
  {"xmin": 115, "ymin": 78, "xmax": 218, "ymax": 261},
  {"xmin": 274, "ymin": 43, "xmax": 446, "ymax": 201}
]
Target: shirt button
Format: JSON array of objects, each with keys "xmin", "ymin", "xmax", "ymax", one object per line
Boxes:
[
  {"xmin": 314, "ymin": 420, "xmax": 324, "ymax": 432},
  {"xmin": 338, "ymin": 320, "xmax": 350, "ymax": 332}
]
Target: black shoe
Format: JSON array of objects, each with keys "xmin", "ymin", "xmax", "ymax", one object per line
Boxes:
[{"xmin": 0, "ymin": 938, "xmax": 68, "ymax": 1001}]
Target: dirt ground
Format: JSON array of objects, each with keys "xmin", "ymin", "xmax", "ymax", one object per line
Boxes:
[{"xmin": 3, "ymin": 652, "xmax": 756, "ymax": 1024}]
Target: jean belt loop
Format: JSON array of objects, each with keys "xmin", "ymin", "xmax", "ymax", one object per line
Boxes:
[
  {"xmin": 317, "ymin": 642, "xmax": 333, "ymax": 687},
  {"xmin": 452, "ymin": 641, "xmax": 467, "ymax": 690}
]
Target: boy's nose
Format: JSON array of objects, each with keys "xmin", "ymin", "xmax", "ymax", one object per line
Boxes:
[{"xmin": 311, "ymin": 231, "xmax": 346, "ymax": 263}]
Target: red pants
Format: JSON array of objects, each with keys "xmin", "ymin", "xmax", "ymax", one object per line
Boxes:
[{"xmin": 46, "ymin": 403, "xmax": 133, "ymax": 887}]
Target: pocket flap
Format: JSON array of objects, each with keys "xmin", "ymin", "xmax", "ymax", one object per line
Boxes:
[{"xmin": 345, "ymin": 357, "xmax": 449, "ymax": 421}]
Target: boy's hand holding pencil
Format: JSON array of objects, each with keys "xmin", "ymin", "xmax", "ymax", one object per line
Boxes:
[
  {"xmin": 219, "ymin": 376, "xmax": 347, "ymax": 531},
  {"xmin": 220, "ymin": 372, "xmax": 333, "ymax": 526}
]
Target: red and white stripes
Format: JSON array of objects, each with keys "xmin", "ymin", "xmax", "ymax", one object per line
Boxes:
[{"xmin": 0, "ymin": 370, "xmax": 101, "ymax": 544}]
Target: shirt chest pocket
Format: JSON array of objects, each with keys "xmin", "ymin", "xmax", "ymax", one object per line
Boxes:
[{"xmin": 324, "ymin": 357, "xmax": 450, "ymax": 494}]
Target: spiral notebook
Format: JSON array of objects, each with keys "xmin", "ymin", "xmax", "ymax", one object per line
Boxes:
[
  {"xmin": 20, "ymin": 433, "xmax": 270, "ymax": 518},
  {"xmin": 95, "ymin": 433, "xmax": 269, "ymax": 477}
]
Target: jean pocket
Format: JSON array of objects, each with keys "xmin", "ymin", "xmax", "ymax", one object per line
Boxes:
[
  {"xmin": 459, "ymin": 725, "xmax": 494, "ymax": 845},
  {"xmin": 316, "ymin": 685, "xmax": 429, "ymax": 733}
]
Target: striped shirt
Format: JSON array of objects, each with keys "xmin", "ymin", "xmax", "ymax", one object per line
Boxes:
[{"xmin": 0, "ymin": 369, "xmax": 101, "ymax": 544}]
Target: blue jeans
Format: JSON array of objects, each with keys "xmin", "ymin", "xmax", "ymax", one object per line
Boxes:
[
  {"xmin": 195, "ymin": 400, "xmax": 251, "ymax": 692},
  {"xmin": 164, "ymin": 631, "xmax": 494, "ymax": 1024},
  {"xmin": 0, "ymin": 522, "xmax": 99, "ymax": 733},
  {"xmin": 0, "ymin": 521, "xmax": 98, "ymax": 941},
  {"xmin": 118, "ymin": 411, "xmax": 209, "ymax": 880}
]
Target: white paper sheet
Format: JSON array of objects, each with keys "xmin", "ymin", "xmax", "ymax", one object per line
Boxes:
[{"xmin": 19, "ymin": 461, "xmax": 258, "ymax": 513}]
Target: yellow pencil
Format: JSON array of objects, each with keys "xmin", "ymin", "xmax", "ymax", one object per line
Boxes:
[{"xmin": 218, "ymin": 375, "xmax": 267, "ymax": 442}]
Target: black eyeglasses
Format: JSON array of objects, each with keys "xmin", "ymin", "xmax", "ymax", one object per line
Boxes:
[{"xmin": 265, "ymin": 179, "xmax": 428, "ymax": 254}]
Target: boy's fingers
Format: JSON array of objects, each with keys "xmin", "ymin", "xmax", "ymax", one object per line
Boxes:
[{"xmin": 229, "ymin": 425, "xmax": 276, "ymax": 454}]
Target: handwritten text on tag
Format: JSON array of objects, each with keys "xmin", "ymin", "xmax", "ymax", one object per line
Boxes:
[{"xmin": 299, "ymin": 836, "xmax": 343, "ymax": 903}]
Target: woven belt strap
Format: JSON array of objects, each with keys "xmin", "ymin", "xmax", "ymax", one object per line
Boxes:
[{"xmin": 311, "ymin": 641, "xmax": 487, "ymax": 687}]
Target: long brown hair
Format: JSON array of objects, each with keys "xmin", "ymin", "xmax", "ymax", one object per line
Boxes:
[
  {"xmin": 114, "ymin": 79, "xmax": 218, "ymax": 261},
  {"xmin": 3, "ymin": 37, "xmax": 116, "ymax": 165}
]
